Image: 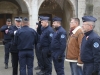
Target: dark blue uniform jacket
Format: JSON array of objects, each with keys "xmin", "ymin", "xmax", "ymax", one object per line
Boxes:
[
  {"xmin": 81, "ymin": 30, "xmax": 100, "ymax": 71},
  {"xmin": 37, "ymin": 21, "xmax": 42, "ymax": 35},
  {"xmin": 39, "ymin": 25, "xmax": 54, "ymax": 50},
  {"xmin": 51, "ymin": 26, "xmax": 67, "ymax": 57},
  {"xmin": 9, "ymin": 25, "xmax": 19, "ymax": 53},
  {"xmin": 14, "ymin": 26, "xmax": 38, "ymax": 51},
  {"xmin": 0, "ymin": 25, "xmax": 12, "ymax": 40}
]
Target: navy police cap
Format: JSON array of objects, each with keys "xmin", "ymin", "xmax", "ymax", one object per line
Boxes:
[
  {"xmin": 82, "ymin": 16, "xmax": 97, "ymax": 22},
  {"xmin": 40, "ymin": 16, "xmax": 49, "ymax": 21},
  {"xmin": 38, "ymin": 16, "xmax": 43, "ymax": 18},
  {"xmin": 52, "ymin": 17, "xmax": 62, "ymax": 21},
  {"xmin": 23, "ymin": 17, "xmax": 29, "ymax": 22},
  {"xmin": 14, "ymin": 17, "xmax": 22, "ymax": 22}
]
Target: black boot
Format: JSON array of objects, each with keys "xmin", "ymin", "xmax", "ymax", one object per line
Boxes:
[
  {"xmin": 5, "ymin": 64, "xmax": 8, "ymax": 69},
  {"xmin": 36, "ymin": 70, "xmax": 45, "ymax": 75},
  {"xmin": 34, "ymin": 66, "xmax": 40, "ymax": 70}
]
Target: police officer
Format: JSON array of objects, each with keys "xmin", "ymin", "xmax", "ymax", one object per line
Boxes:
[
  {"xmin": 0, "ymin": 18, "xmax": 12, "ymax": 69},
  {"xmin": 9, "ymin": 17, "xmax": 22, "ymax": 75},
  {"xmin": 51, "ymin": 17, "xmax": 67, "ymax": 75},
  {"xmin": 35, "ymin": 16, "xmax": 42, "ymax": 70},
  {"xmin": 14, "ymin": 17, "xmax": 38, "ymax": 75},
  {"xmin": 36, "ymin": 16, "xmax": 54, "ymax": 75},
  {"xmin": 36, "ymin": 16, "xmax": 42, "ymax": 35},
  {"xmin": 80, "ymin": 16, "xmax": 100, "ymax": 75}
]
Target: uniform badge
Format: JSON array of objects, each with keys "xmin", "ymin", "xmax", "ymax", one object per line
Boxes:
[
  {"xmin": 49, "ymin": 33, "xmax": 53, "ymax": 37},
  {"xmin": 93, "ymin": 42, "xmax": 99, "ymax": 48},
  {"xmin": 61, "ymin": 34, "xmax": 65, "ymax": 38}
]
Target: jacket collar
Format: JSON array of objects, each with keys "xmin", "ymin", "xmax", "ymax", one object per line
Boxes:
[
  {"xmin": 15, "ymin": 26, "xmax": 21, "ymax": 29},
  {"xmin": 85, "ymin": 30, "xmax": 93, "ymax": 36},
  {"xmin": 72, "ymin": 26, "xmax": 81, "ymax": 34},
  {"xmin": 23, "ymin": 26, "xmax": 28, "ymax": 27},
  {"xmin": 41, "ymin": 25, "xmax": 49, "ymax": 31},
  {"xmin": 55, "ymin": 26, "xmax": 61, "ymax": 30}
]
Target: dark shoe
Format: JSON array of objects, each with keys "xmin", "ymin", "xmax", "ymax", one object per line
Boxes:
[
  {"xmin": 36, "ymin": 70, "xmax": 45, "ymax": 75},
  {"xmin": 5, "ymin": 64, "xmax": 8, "ymax": 69},
  {"xmin": 35, "ymin": 66, "xmax": 40, "ymax": 70}
]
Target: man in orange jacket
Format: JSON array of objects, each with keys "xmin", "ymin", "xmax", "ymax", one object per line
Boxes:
[{"xmin": 65, "ymin": 18, "xmax": 84, "ymax": 75}]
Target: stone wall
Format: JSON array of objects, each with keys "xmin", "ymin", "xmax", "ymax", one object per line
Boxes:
[
  {"xmin": 78, "ymin": 0, "xmax": 86, "ymax": 26},
  {"xmin": 0, "ymin": 0, "xmax": 99, "ymax": 35},
  {"xmin": 63, "ymin": 0, "xmax": 74, "ymax": 34},
  {"xmin": 85, "ymin": 0, "xmax": 93, "ymax": 16},
  {"xmin": 93, "ymin": 0, "xmax": 100, "ymax": 35},
  {"xmin": 26, "ymin": 0, "xmax": 100, "ymax": 35}
]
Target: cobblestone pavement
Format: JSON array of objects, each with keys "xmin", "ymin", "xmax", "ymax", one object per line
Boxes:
[{"xmin": 0, "ymin": 45, "xmax": 71, "ymax": 75}]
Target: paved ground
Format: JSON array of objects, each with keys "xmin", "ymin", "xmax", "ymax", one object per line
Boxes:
[{"xmin": 0, "ymin": 45, "xmax": 71, "ymax": 75}]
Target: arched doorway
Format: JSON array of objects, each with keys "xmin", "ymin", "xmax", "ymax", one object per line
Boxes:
[
  {"xmin": 38, "ymin": 0, "xmax": 74, "ymax": 34},
  {"xmin": 0, "ymin": 0, "xmax": 29, "ymax": 40}
]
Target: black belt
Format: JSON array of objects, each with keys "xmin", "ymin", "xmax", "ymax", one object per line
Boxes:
[
  {"xmin": 42, "ymin": 46, "xmax": 49, "ymax": 48},
  {"xmin": 4, "ymin": 40, "xmax": 11, "ymax": 42}
]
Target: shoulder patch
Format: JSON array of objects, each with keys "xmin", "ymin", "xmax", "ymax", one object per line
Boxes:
[
  {"xmin": 93, "ymin": 42, "xmax": 99, "ymax": 48},
  {"xmin": 61, "ymin": 34, "xmax": 65, "ymax": 38},
  {"xmin": 49, "ymin": 33, "xmax": 53, "ymax": 37}
]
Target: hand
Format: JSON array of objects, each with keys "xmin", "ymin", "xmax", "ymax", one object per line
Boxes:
[
  {"xmin": 58, "ymin": 56, "xmax": 62, "ymax": 62},
  {"xmin": 5, "ymin": 29, "xmax": 9, "ymax": 34},
  {"xmin": 92, "ymin": 71, "xmax": 98, "ymax": 75},
  {"xmin": 35, "ymin": 25, "xmax": 38, "ymax": 29}
]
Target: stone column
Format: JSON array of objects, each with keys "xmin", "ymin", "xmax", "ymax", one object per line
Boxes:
[
  {"xmin": 93, "ymin": 0, "xmax": 100, "ymax": 35},
  {"xmin": 29, "ymin": 0, "xmax": 38, "ymax": 30},
  {"xmin": 78, "ymin": 0, "xmax": 86, "ymax": 25},
  {"xmin": 70, "ymin": 0, "xmax": 77, "ymax": 17}
]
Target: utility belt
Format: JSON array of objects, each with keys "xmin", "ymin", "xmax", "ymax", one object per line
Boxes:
[{"xmin": 2, "ymin": 39, "xmax": 11, "ymax": 45}]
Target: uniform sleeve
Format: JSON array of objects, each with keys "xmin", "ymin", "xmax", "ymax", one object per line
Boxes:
[
  {"xmin": 77, "ymin": 32, "xmax": 84, "ymax": 64},
  {"xmin": 37, "ymin": 24, "xmax": 42, "ymax": 35},
  {"xmin": 0, "ymin": 25, "xmax": 8, "ymax": 32},
  {"xmin": 33, "ymin": 30, "xmax": 38, "ymax": 50},
  {"xmin": 48, "ymin": 31, "xmax": 53, "ymax": 52},
  {"xmin": 34, "ymin": 31, "xmax": 38, "ymax": 45},
  {"xmin": 9, "ymin": 26, "xmax": 15, "ymax": 37},
  {"xmin": 59, "ymin": 33, "xmax": 67, "ymax": 56},
  {"xmin": 92, "ymin": 38, "xmax": 100, "ymax": 72}
]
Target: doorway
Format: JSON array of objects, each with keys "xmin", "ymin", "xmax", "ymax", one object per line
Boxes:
[
  {"xmin": 0, "ymin": 14, "xmax": 12, "ymax": 40},
  {"xmin": 39, "ymin": 0, "xmax": 74, "ymax": 34}
]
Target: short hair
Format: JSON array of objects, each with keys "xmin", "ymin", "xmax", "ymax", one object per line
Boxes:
[
  {"xmin": 6, "ymin": 18, "xmax": 11, "ymax": 22},
  {"xmin": 71, "ymin": 18, "xmax": 80, "ymax": 25}
]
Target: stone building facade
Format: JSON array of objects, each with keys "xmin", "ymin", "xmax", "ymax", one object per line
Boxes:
[{"xmin": 0, "ymin": 0, "xmax": 99, "ymax": 39}]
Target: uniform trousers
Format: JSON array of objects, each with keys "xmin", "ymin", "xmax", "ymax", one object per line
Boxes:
[
  {"xmin": 83, "ymin": 63, "xmax": 94, "ymax": 75},
  {"xmin": 4, "ymin": 42, "xmax": 11, "ymax": 64},
  {"xmin": 42, "ymin": 47, "xmax": 52, "ymax": 75},
  {"xmin": 52, "ymin": 52, "xmax": 65, "ymax": 75},
  {"xmin": 11, "ymin": 52, "xmax": 19, "ymax": 75},
  {"xmin": 19, "ymin": 50, "xmax": 34, "ymax": 75},
  {"xmin": 35, "ymin": 43, "xmax": 43, "ymax": 68}
]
